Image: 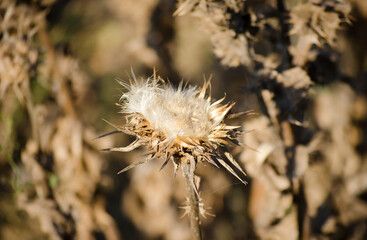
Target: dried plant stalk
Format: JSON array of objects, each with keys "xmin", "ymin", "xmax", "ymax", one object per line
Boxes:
[{"xmin": 181, "ymin": 162, "xmax": 201, "ymax": 240}]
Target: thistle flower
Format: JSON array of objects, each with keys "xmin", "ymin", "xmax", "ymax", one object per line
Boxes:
[
  {"xmin": 104, "ymin": 71, "xmax": 251, "ymax": 239},
  {"xmin": 105, "ymin": 71, "xmax": 248, "ymax": 187}
]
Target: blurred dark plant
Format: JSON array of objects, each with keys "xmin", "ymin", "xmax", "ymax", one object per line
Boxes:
[
  {"xmin": 0, "ymin": 1, "xmax": 119, "ymax": 239},
  {"xmin": 176, "ymin": 0, "xmax": 367, "ymax": 239}
]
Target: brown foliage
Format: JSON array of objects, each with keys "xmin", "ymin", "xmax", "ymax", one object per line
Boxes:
[
  {"xmin": 1, "ymin": 0, "xmax": 367, "ymax": 240},
  {"xmin": 1, "ymin": 0, "xmax": 119, "ymax": 239}
]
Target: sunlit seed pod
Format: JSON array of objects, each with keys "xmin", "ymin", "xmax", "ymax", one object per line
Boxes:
[{"xmin": 105, "ymin": 70, "xmax": 251, "ymax": 186}]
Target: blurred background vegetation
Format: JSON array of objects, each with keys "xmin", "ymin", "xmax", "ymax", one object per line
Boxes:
[{"xmin": 1, "ymin": 0, "xmax": 367, "ymax": 239}]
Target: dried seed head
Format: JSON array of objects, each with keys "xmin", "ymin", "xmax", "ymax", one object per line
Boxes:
[
  {"xmin": 121, "ymin": 77, "xmax": 226, "ymax": 140},
  {"xmin": 107, "ymin": 71, "xmax": 249, "ymax": 184}
]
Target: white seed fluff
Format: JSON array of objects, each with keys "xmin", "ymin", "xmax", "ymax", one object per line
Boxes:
[{"xmin": 120, "ymin": 78, "xmax": 223, "ymax": 140}]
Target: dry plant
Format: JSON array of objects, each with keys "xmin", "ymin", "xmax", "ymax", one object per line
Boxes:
[
  {"xmin": 1, "ymin": 1, "xmax": 119, "ymax": 239},
  {"xmin": 174, "ymin": 0, "xmax": 367, "ymax": 239},
  {"xmin": 1, "ymin": 0, "xmax": 367, "ymax": 239},
  {"xmin": 105, "ymin": 71, "xmax": 251, "ymax": 239}
]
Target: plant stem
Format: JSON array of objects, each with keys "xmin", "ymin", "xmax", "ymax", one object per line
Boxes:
[{"xmin": 181, "ymin": 163, "xmax": 201, "ymax": 240}]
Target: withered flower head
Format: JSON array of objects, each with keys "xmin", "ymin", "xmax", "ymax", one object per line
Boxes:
[{"xmin": 106, "ymin": 71, "xmax": 248, "ymax": 185}]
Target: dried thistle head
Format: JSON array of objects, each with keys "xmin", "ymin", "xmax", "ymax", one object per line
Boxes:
[{"xmin": 106, "ymin": 71, "xmax": 249, "ymax": 185}]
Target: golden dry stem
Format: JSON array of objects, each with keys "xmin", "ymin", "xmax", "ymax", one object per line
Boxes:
[{"xmin": 181, "ymin": 163, "xmax": 201, "ymax": 240}]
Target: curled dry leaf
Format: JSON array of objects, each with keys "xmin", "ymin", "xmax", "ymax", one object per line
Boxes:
[
  {"xmin": 289, "ymin": 1, "xmax": 351, "ymax": 66},
  {"xmin": 175, "ymin": 0, "xmax": 252, "ymax": 67},
  {"xmin": 0, "ymin": 0, "xmax": 43, "ymax": 98}
]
